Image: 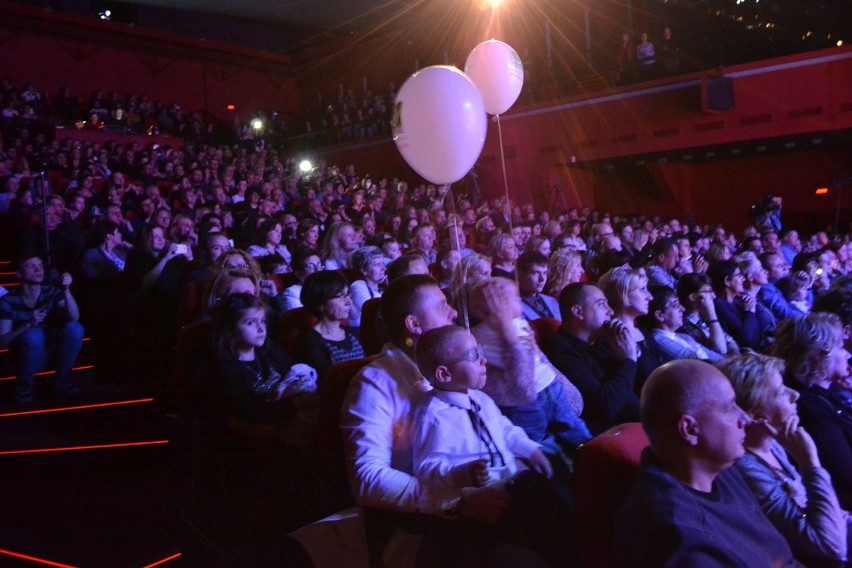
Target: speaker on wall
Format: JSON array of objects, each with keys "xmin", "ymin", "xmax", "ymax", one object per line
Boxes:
[{"xmin": 701, "ymin": 75, "xmax": 734, "ymax": 111}]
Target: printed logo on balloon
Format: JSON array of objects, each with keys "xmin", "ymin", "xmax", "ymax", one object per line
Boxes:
[{"xmin": 464, "ymin": 39, "xmax": 524, "ymax": 116}]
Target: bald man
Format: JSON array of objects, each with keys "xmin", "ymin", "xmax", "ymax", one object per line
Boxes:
[{"xmin": 613, "ymin": 360, "xmax": 802, "ymax": 567}]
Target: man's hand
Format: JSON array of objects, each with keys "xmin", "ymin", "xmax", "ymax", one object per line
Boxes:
[
  {"xmin": 460, "ymin": 485, "xmax": 511, "ymax": 524},
  {"xmin": 30, "ymin": 308, "xmax": 47, "ymax": 327},
  {"xmin": 60, "ymin": 272, "xmax": 73, "ymax": 291},
  {"xmin": 605, "ymin": 320, "xmax": 638, "ymax": 361}
]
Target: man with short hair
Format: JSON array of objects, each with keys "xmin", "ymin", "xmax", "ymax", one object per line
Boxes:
[
  {"xmin": 517, "ymin": 251, "xmax": 560, "ymax": 320},
  {"xmin": 646, "ymin": 238, "xmax": 679, "ymax": 289},
  {"xmin": 341, "ymin": 275, "xmax": 515, "ymax": 563},
  {"xmin": 761, "ymin": 230, "xmax": 782, "ymax": 255},
  {"xmin": 780, "ymin": 229, "xmax": 801, "ymax": 266},
  {"xmin": 541, "ymin": 283, "xmax": 640, "ymax": 434},
  {"xmin": 613, "ymin": 360, "xmax": 801, "ymax": 567},
  {"xmin": 759, "ymin": 252, "xmax": 804, "ymax": 323},
  {"xmin": 0, "ymin": 254, "xmax": 84, "ymax": 405}
]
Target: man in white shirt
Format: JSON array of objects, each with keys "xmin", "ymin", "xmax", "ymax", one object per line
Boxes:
[{"xmin": 341, "ymin": 274, "xmax": 520, "ymax": 564}]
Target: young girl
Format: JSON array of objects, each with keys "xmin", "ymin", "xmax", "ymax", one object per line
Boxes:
[{"xmin": 210, "ymin": 294, "xmax": 316, "ymax": 435}]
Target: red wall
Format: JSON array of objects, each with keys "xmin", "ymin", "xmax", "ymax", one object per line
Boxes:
[
  {"xmin": 321, "ymin": 48, "xmax": 852, "ymax": 231},
  {"xmin": 0, "ymin": 4, "xmax": 300, "ymax": 118}
]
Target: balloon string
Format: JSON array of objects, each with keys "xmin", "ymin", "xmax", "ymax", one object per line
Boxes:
[
  {"xmin": 495, "ymin": 114, "xmax": 519, "ymax": 289},
  {"xmin": 444, "ymin": 185, "xmax": 470, "ymax": 331}
]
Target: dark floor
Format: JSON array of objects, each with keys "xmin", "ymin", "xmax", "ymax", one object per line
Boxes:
[{"xmin": 0, "ymin": 350, "xmax": 341, "ymax": 567}]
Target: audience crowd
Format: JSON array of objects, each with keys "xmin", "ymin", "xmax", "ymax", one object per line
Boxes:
[{"xmin": 1, "ymin": 108, "xmax": 851, "ymax": 565}]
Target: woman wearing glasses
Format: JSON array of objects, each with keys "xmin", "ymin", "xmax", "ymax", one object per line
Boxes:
[{"xmin": 278, "ymin": 249, "xmax": 324, "ymax": 313}]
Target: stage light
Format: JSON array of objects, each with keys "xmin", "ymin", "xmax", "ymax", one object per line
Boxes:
[
  {"xmin": 251, "ymin": 118, "xmax": 263, "ymax": 131},
  {"xmin": 226, "ymin": 104, "xmax": 236, "ymax": 111},
  {"xmin": 299, "ymin": 160, "xmax": 313, "ymax": 173},
  {"xmin": 815, "ymin": 187, "xmax": 828, "ymax": 195}
]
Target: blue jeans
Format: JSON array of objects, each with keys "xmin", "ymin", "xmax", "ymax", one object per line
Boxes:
[
  {"xmin": 15, "ymin": 321, "xmax": 84, "ymax": 403},
  {"xmin": 502, "ymin": 380, "xmax": 592, "ymax": 456}
]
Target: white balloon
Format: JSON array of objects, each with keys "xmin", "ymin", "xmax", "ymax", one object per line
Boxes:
[
  {"xmin": 392, "ymin": 65, "xmax": 487, "ymax": 185},
  {"xmin": 464, "ymin": 39, "xmax": 525, "ymax": 116}
]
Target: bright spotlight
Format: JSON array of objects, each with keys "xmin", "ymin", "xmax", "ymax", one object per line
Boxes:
[
  {"xmin": 299, "ymin": 160, "xmax": 313, "ymax": 173},
  {"xmin": 251, "ymin": 118, "xmax": 263, "ymax": 131}
]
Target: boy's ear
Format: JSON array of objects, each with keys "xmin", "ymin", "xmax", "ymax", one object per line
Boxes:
[
  {"xmin": 434, "ymin": 365, "xmax": 452, "ymax": 385},
  {"xmin": 570, "ymin": 304, "xmax": 583, "ymax": 320}
]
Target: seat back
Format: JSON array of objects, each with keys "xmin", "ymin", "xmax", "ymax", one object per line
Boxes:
[
  {"xmin": 573, "ymin": 422, "xmax": 648, "ymax": 568},
  {"xmin": 172, "ymin": 320, "xmax": 215, "ymax": 416},
  {"xmin": 358, "ymin": 298, "xmax": 383, "ymax": 356},
  {"xmin": 529, "ymin": 317, "xmax": 561, "ymax": 346},
  {"xmin": 318, "ymin": 356, "xmax": 379, "ymax": 494},
  {"xmin": 178, "ymin": 280, "xmax": 208, "ymax": 326},
  {"xmin": 278, "ymin": 307, "xmax": 318, "ymax": 358}
]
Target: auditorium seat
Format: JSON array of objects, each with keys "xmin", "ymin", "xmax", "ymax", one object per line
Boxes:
[
  {"xmin": 529, "ymin": 317, "xmax": 561, "ymax": 346},
  {"xmin": 573, "ymin": 422, "xmax": 648, "ymax": 568}
]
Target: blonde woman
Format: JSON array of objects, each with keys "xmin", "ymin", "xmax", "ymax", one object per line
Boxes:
[
  {"xmin": 720, "ymin": 352, "xmax": 849, "ymax": 562},
  {"xmin": 770, "ymin": 313, "xmax": 852, "ymax": 510},
  {"xmin": 545, "ymin": 248, "xmax": 584, "ymax": 299}
]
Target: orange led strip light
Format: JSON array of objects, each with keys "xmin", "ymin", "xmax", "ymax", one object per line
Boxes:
[
  {"xmin": 0, "ymin": 398, "xmax": 154, "ymax": 418},
  {"xmin": 0, "ymin": 440, "xmax": 168, "ymax": 456}
]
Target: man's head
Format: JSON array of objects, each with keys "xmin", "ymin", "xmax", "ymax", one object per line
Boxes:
[
  {"xmin": 417, "ymin": 325, "xmax": 487, "ymax": 392},
  {"xmin": 381, "ymin": 274, "xmax": 457, "ymax": 346},
  {"xmin": 412, "ymin": 223, "xmax": 435, "ymax": 252},
  {"xmin": 16, "ymin": 253, "xmax": 46, "ymax": 285},
  {"xmin": 641, "ymin": 360, "xmax": 750, "ymax": 478},
  {"xmin": 387, "ymin": 252, "xmax": 429, "ymax": 282},
  {"xmin": 653, "ymin": 238, "xmax": 679, "ymax": 272},
  {"xmin": 517, "ymin": 251, "xmax": 549, "ymax": 296},
  {"xmin": 760, "ymin": 231, "xmax": 780, "ymax": 254},
  {"xmin": 760, "ymin": 252, "xmax": 789, "ymax": 283},
  {"xmin": 559, "ymin": 283, "xmax": 613, "ymax": 334}
]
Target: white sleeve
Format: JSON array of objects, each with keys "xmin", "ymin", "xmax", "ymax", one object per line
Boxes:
[
  {"xmin": 340, "ymin": 369, "xmax": 458, "ymax": 514},
  {"xmin": 348, "ymin": 280, "xmax": 370, "ymax": 327}
]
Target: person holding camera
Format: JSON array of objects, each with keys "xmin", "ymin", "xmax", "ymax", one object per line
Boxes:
[{"xmin": 0, "ymin": 253, "xmax": 83, "ymax": 406}]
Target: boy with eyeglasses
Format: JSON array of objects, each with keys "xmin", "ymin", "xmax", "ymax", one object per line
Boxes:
[
  {"xmin": 412, "ymin": 325, "xmax": 552, "ymax": 490},
  {"xmin": 411, "ymin": 325, "xmax": 572, "ymax": 566}
]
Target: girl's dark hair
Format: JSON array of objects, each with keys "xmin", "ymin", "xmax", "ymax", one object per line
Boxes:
[
  {"xmin": 300, "ymin": 270, "xmax": 347, "ymax": 317},
  {"xmin": 708, "ymin": 259, "xmax": 738, "ymax": 294},
  {"xmin": 677, "ymin": 272, "xmax": 712, "ymax": 306},
  {"xmin": 213, "ymin": 293, "xmax": 267, "ymax": 359},
  {"xmin": 255, "ymin": 217, "xmax": 281, "ymax": 245}
]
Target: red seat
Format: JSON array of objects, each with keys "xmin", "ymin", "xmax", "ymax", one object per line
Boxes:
[
  {"xmin": 318, "ymin": 355, "xmax": 379, "ymax": 492},
  {"xmin": 358, "ymin": 297, "xmax": 383, "ymax": 356},
  {"xmin": 573, "ymin": 422, "xmax": 648, "ymax": 568},
  {"xmin": 529, "ymin": 317, "xmax": 561, "ymax": 346},
  {"xmin": 277, "ymin": 307, "xmax": 318, "ymax": 358},
  {"xmin": 340, "ymin": 268, "xmax": 362, "ymax": 285},
  {"xmin": 172, "ymin": 320, "xmax": 214, "ymax": 415},
  {"xmin": 178, "ymin": 280, "xmax": 208, "ymax": 326}
]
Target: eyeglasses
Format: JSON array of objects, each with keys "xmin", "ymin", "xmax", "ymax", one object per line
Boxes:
[
  {"xmin": 305, "ymin": 262, "xmax": 324, "ymax": 271},
  {"xmin": 452, "ymin": 344, "xmax": 484, "ymax": 364}
]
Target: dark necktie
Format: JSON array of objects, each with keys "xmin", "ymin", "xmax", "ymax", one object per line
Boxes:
[{"xmin": 466, "ymin": 399, "xmax": 506, "ymax": 467}]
